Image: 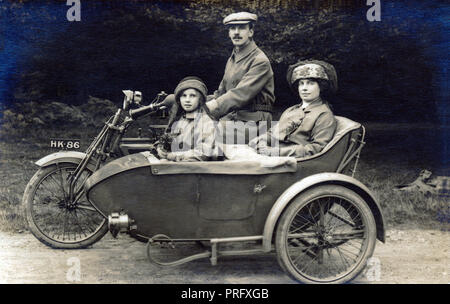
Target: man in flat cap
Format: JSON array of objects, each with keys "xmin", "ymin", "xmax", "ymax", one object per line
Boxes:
[
  {"xmin": 160, "ymin": 12, "xmax": 275, "ymax": 144},
  {"xmin": 206, "ymin": 12, "xmax": 275, "ymax": 136}
]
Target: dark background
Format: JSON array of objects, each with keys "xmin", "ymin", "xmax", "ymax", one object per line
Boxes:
[
  {"xmin": 0, "ymin": 0, "xmax": 448, "ymax": 121},
  {"xmin": 0, "ymin": 0, "xmax": 448, "ymax": 169}
]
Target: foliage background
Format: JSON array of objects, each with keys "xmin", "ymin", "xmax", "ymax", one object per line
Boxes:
[{"xmin": 0, "ymin": 0, "xmax": 448, "ymax": 123}]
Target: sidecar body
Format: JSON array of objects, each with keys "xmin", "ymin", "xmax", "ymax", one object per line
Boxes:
[
  {"xmin": 85, "ymin": 116, "xmax": 385, "ymax": 242},
  {"xmin": 84, "ymin": 116, "xmax": 385, "ymax": 283}
]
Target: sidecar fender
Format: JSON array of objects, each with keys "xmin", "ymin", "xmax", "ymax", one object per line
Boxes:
[
  {"xmin": 35, "ymin": 151, "xmax": 89, "ymax": 168},
  {"xmin": 262, "ymin": 172, "xmax": 386, "ymax": 252}
]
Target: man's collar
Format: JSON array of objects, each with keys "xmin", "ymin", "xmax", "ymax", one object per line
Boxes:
[{"xmin": 232, "ymin": 40, "xmax": 258, "ymax": 62}]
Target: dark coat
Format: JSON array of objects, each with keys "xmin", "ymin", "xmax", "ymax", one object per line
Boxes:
[
  {"xmin": 251, "ymin": 98, "xmax": 336, "ymax": 158},
  {"xmin": 274, "ymin": 99, "xmax": 336, "ymax": 157}
]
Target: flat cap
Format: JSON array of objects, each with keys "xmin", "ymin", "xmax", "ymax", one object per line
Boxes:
[{"xmin": 223, "ymin": 12, "xmax": 257, "ymax": 25}]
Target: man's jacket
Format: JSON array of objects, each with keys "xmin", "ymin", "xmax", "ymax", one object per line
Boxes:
[{"xmin": 211, "ymin": 40, "xmax": 275, "ymax": 121}]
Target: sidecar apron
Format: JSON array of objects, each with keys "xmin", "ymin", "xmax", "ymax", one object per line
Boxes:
[{"xmin": 84, "ymin": 152, "xmax": 298, "ymax": 239}]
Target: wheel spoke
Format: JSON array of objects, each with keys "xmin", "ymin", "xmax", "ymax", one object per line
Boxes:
[
  {"xmin": 72, "ymin": 210, "xmax": 88, "ymax": 238},
  {"xmin": 290, "ymin": 216, "xmax": 311, "ymax": 232},
  {"xmin": 71, "ymin": 173, "xmax": 91, "ymax": 204},
  {"xmin": 299, "ymin": 249, "xmax": 321, "ymax": 273},
  {"xmin": 38, "ymin": 181, "xmax": 62, "ymax": 203},
  {"xmin": 337, "ymin": 245, "xmax": 360, "ymax": 260},
  {"xmin": 329, "ymin": 230, "xmax": 365, "ymax": 241},
  {"xmin": 327, "ymin": 210, "xmax": 355, "ymax": 228},
  {"xmin": 307, "ymin": 203, "xmax": 319, "ymax": 231},
  {"xmin": 76, "ymin": 207, "xmax": 104, "ymax": 233},
  {"xmin": 76, "ymin": 204, "xmax": 97, "ymax": 212},
  {"xmin": 289, "ymin": 213, "xmax": 317, "ymax": 233},
  {"xmin": 318, "ymin": 201, "xmax": 325, "ymax": 264},
  {"xmin": 335, "ymin": 245, "xmax": 358, "ymax": 263},
  {"xmin": 287, "ymin": 231, "xmax": 317, "ymax": 238},
  {"xmin": 343, "ymin": 239, "xmax": 364, "ymax": 251},
  {"xmin": 62, "ymin": 210, "xmax": 68, "ymax": 241},
  {"xmin": 292, "ymin": 243, "xmax": 317, "ymax": 266},
  {"xmin": 58, "ymin": 166, "xmax": 68, "ymax": 198}
]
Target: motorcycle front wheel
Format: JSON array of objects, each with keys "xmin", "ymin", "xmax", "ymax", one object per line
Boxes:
[{"xmin": 23, "ymin": 162, "xmax": 108, "ymax": 249}]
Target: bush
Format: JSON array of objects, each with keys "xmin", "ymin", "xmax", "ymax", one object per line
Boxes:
[{"xmin": 0, "ymin": 97, "xmax": 116, "ymax": 140}]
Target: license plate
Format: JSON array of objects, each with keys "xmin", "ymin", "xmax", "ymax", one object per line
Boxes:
[{"xmin": 50, "ymin": 139, "xmax": 81, "ymax": 150}]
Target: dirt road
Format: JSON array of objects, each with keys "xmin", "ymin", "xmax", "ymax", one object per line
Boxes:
[{"xmin": 0, "ymin": 227, "xmax": 448, "ymax": 284}]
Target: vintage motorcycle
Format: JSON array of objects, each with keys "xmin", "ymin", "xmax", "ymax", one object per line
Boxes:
[
  {"xmin": 23, "ymin": 90, "xmax": 167, "ymax": 248},
  {"xmin": 23, "ymin": 91, "xmax": 386, "ymax": 284}
]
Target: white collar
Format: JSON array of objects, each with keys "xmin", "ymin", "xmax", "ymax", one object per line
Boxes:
[{"xmin": 301, "ymin": 97, "xmax": 322, "ymax": 110}]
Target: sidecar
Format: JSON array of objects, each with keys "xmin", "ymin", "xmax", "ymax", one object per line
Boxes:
[{"xmin": 84, "ymin": 116, "xmax": 385, "ymax": 284}]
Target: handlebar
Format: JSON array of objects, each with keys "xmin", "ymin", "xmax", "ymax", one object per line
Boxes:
[
  {"xmin": 127, "ymin": 91, "xmax": 167, "ymax": 120},
  {"xmin": 158, "ymin": 91, "xmax": 168, "ymax": 98},
  {"xmin": 129, "ymin": 103, "xmax": 166, "ymax": 120}
]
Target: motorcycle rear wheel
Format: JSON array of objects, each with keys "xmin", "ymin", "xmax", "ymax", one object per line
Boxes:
[{"xmin": 23, "ymin": 162, "xmax": 108, "ymax": 249}]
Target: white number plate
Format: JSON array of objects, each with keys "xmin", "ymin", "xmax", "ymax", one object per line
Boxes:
[{"xmin": 50, "ymin": 139, "xmax": 81, "ymax": 150}]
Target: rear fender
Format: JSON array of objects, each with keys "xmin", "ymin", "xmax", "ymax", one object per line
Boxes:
[
  {"xmin": 35, "ymin": 151, "xmax": 96, "ymax": 172},
  {"xmin": 262, "ymin": 173, "xmax": 386, "ymax": 252}
]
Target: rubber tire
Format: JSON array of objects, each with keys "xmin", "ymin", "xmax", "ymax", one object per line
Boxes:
[
  {"xmin": 23, "ymin": 162, "xmax": 108, "ymax": 249},
  {"xmin": 275, "ymin": 184, "xmax": 377, "ymax": 284}
]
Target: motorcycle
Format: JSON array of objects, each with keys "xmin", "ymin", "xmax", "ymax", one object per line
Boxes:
[
  {"xmin": 23, "ymin": 90, "xmax": 168, "ymax": 249},
  {"xmin": 23, "ymin": 90, "xmax": 386, "ymax": 284}
]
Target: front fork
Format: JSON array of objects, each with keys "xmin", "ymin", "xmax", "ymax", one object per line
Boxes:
[
  {"xmin": 66, "ymin": 108, "xmax": 127, "ymax": 203},
  {"xmin": 66, "ymin": 160, "xmax": 95, "ymax": 205},
  {"xmin": 67, "ymin": 119, "xmax": 125, "ymax": 202}
]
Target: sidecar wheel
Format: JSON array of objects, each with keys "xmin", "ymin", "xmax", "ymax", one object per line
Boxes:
[
  {"xmin": 23, "ymin": 163, "xmax": 108, "ymax": 249},
  {"xmin": 275, "ymin": 185, "xmax": 376, "ymax": 284}
]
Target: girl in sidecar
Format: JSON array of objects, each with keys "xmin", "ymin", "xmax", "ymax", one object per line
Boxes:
[
  {"xmin": 251, "ymin": 60, "xmax": 337, "ymax": 158},
  {"xmin": 156, "ymin": 76, "xmax": 221, "ymax": 162}
]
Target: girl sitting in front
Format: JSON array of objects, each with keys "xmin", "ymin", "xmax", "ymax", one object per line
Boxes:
[{"xmin": 157, "ymin": 77, "xmax": 220, "ymax": 162}]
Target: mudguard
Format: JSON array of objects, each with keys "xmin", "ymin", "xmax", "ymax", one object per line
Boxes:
[
  {"xmin": 262, "ymin": 172, "xmax": 386, "ymax": 252},
  {"xmin": 35, "ymin": 151, "xmax": 93, "ymax": 169}
]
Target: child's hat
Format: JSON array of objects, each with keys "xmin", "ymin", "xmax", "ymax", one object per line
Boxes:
[{"xmin": 174, "ymin": 76, "xmax": 208, "ymax": 103}]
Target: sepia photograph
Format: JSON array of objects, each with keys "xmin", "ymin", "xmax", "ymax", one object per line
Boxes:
[{"xmin": 0, "ymin": 0, "xmax": 448, "ymax": 289}]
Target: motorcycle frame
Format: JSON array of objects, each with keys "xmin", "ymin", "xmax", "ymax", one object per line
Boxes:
[{"xmin": 66, "ymin": 92, "xmax": 166, "ymax": 203}]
